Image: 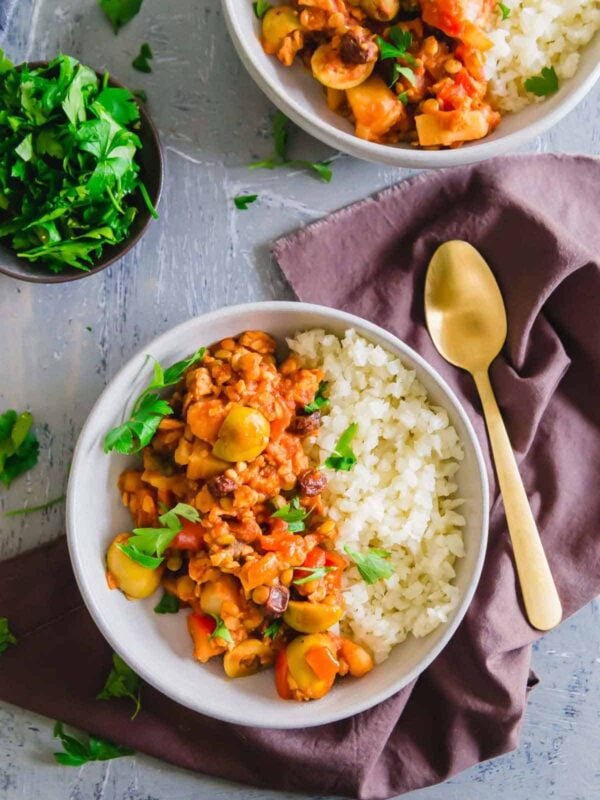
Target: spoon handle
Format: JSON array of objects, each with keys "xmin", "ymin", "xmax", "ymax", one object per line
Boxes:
[{"xmin": 473, "ymin": 369, "xmax": 562, "ymax": 631}]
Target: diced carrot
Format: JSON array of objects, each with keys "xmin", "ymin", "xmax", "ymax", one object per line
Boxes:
[
  {"xmin": 239, "ymin": 553, "xmax": 280, "ymax": 592},
  {"xmin": 187, "ymin": 399, "xmax": 228, "ymax": 444},
  {"xmin": 275, "ymin": 649, "xmax": 292, "ymax": 699},
  {"xmin": 305, "ymin": 646, "xmax": 339, "ymax": 683}
]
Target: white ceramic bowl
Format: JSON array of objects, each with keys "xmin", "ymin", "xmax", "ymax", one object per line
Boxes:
[
  {"xmin": 222, "ymin": 0, "xmax": 600, "ymax": 169},
  {"xmin": 67, "ymin": 302, "xmax": 489, "ymax": 729}
]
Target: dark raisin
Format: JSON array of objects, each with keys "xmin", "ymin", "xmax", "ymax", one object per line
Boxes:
[
  {"xmin": 298, "ymin": 468, "xmax": 327, "ymax": 497},
  {"xmin": 340, "ymin": 32, "xmax": 369, "ymax": 64},
  {"xmin": 265, "ymin": 585, "xmax": 290, "ymax": 616},
  {"xmin": 289, "ymin": 411, "xmax": 321, "ymax": 436},
  {"xmin": 207, "ymin": 474, "xmax": 237, "ymax": 498}
]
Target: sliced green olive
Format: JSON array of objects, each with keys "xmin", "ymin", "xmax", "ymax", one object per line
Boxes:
[
  {"xmin": 212, "ymin": 405, "xmax": 270, "ymax": 462},
  {"xmin": 311, "ymin": 43, "xmax": 375, "ymax": 90},
  {"xmin": 359, "ymin": 0, "xmax": 401, "ymax": 21},
  {"xmin": 224, "ymin": 639, "xmax": 275, "ymax": 678},
  {"xmin": 286, "ymin": 634, "xmax": 338, "ymax": 699},
  {"xmin": 283, "ymin": 600, "xmax": 344, "ymax": 633},
  {"xmin": 106, "ymin": 533, "xmax": 163, "ymax": 600}
]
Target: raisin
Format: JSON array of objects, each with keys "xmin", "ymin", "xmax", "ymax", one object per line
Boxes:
[
  {"xmin": 207, "ymin": 474, "xmax": 237, "ymax": 498},
  {"xmin": 298, "ymin": 468, "xmax": 327, "ymax": 497},
  {"xmin": 265, "ymin": 585, "xmax": 290, "ymax": 616},
  {"xmin": 289, "ymin": 411, "xmax": 321, "ymax": 436}
]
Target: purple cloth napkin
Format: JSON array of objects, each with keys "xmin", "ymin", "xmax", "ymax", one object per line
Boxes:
[{"xmin": 1, "ymin": 154, "xmax": 599, "ymax": 800}]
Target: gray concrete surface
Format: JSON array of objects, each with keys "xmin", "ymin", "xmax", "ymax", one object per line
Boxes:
[{"xmin": 1, "ymin": 1, "xmax": 599, "ymax": 798}]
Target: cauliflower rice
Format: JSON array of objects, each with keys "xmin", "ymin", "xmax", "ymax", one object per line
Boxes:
[
  {"xmin": 486, "ymin": 0, "xmax": 600, "ymax": 112},
  {"xmin": 288, "ymin": 329, "xmax": 466, "ymax": 663}
]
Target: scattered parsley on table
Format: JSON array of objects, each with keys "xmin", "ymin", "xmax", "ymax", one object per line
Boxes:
[
  {"xmin": 53, "ymin": 721, "xmax": 134, "ymax": 766},
  {"xmin": 233, "ymin": 194, "xmax": 258, "ymax": 210},
  {"xmin": 98, "ymin": 0, "xmax": 144, "ymax": 33},
  {"xmin": 0, "ymin": 617, "xmax": 17, "ymax": 654},
  {"xmin": 0, "ymin": 410, "xmax": 39, "ymax": 487},
  {"xmin": 132, "ymin": 42, "xmax": 153, "ymax": 73},
  {"xmin": 97, "ymin": 652, "xmax": 142, "ymax": 719}
]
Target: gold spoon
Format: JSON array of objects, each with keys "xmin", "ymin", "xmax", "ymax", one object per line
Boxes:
[{"xmin": 425, "ymin": 240, "xmax": 562, "ymax": 631}]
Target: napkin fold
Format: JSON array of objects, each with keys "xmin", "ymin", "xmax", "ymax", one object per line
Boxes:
[{"xmin": 1, "ymin": 154, "xmax": 599, "ymax": 800}]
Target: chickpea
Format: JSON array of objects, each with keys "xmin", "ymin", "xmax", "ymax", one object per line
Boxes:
[
  {"xmin": 339, "ymin": 639, "xmax": 374, "ymax": 677},
  {"xmin": 445, "ymin": 58, "xmax": 462, "ymax": 75},
  {"xmin": 106, "ymin": 533, "xmax": 163, "ymax": 600},
  {"xmin": 421, "ymin": 98, "xmax": 440, "ymax": 114},
  {"xmin": 212, "ymin": 405, "xmax": 270, "ymax": 462},
  {"xmin": 252, "ymin": 585, "xmax": 270, "ymax": 605}
]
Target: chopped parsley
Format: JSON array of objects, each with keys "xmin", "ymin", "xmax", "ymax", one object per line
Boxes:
[
  {"xmin": 4, "ymin": 494, "xmax": 65, "ymax": 517},
  {"xmin": 324, "ymin": 423, "xmax": 358, "ymax": 471},
  {"xmin": 264, "ymin": 618, "xmax": 282, "ymax": 639},
  {"xmin": 103, "ymin": 347, "xmax": 205, "ymax": 454},
  {"xmin": 53, "ymin": 721, "xmax": 134, "ymax": 766},
  {"xmin": 249, "ymin": 111, "xmax": 333, "ymax": 183},
  {"xmin": 253, "ymin": 0, "xmax": 272, "ymax": 18},
  {"xmin": 376, "ymin": 28, "xmax": 416, "ymax": 89},
  {"xmin": 98, "ymin": 0, "xmax": 144, "ymax": 33},
  {"xmin": 132, "ymin": 42, "xmax": 152, "ymax": 73},
  {"xmin": 209, "ymin": 614, "xmax": 233, "ymax": 643},
  {"xmin": 154, "ymin": 592, "xmax": 180, "ymax": 614},
  {"xmin": 0, "ymin": 617, "xmax": 17, "ymax": 653},
  {"xmin": 234, "ymin": 193, "xmax": 258, "ymax": 210},
  {"xmin": 293, "ymin": 565, "xmax": 336, "ymax": 585},
  {"xmin": 0, "ymin": 410, "xmax": 39, "ymax": 487},
  {"xmin": 497, "ymin": 2, "xmax": 510, "ymax": 19},
  {"xmin": 524, "ymin": 67, "xmax": 559, "ymax": 97},
  {"xmin": 271, "ymin": 496, "xmax": 311, "ymax": 532},
  {"xmin": 117, "ymin": 503, "xmax": 200, "ymax": 568},
  {"xmin": 97, "ymin": 652, "xmax": 142, "ymax": 719},
  {"xmin": 344, "ymin": 546, "xmax": 394, "ymax": 584},
  {"xmin": 304, "ymin": 381, "xmax": 329, "ymax": 414}
]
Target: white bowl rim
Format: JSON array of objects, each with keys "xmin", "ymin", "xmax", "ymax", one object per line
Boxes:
[
  {"xmin": 67, "ymin": 300, "xmax": 490, "ymax": 728},
  {"xmin": 221, "ymin": 0, "xmax": 600, "ymax": 169}
]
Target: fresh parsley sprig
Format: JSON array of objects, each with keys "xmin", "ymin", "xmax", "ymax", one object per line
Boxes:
[
  {"xmin": 0, "ymin": 410, "xmax": 39, "ymax": 487},
  {"xmin": 97, "ymin": 652, "xmax": 142, "ymax": 720},
  {"xmin": 117, "ymin": 503, "xmax": 200, "ymax": 568},
  {"xmin": 304, "ymin": 381, "xmax": 329, "ymax": 414},
  {"xmin": 264, "ymin": 618, "xmax": 282, "ymax": 639},
  {"xmin": 103, "ymin": 346, "xmax": 205, "ymax": 454},
  {"xmin": 234, "ymin": 194, "xmax": 258, "ymax": 210},
  {"xmin": 271, "ymin": 496, "xmax": 311, "ymax": 533},
  {"xmin": 154, "ymin": 592, "xmax": 180, "ymax": 614},
  {"xmin": 249, "ymin": 111, "xmax": 333, "ymax": 183},
  {"xmin": 376, "ymin": 28, "xmax": 416, "ymax": 89},
  {"xmin": 344, "ymin": 546, "xmax": 394, "ymax": 584},
  {"xmin": 293, "ymin": 565, "xmax": 336, "ymax": 585},
  {"xmin": 324, "ymin": 423, "xmax": 358, "ymax": 471},
  {"xmin": 210, "ymin": 614, "xmax": 233, "ymax": 643},
  {"xmin": 132, "ymin": 42, "xmax": 153, "ymax": 73},
  {"xmin": 53, "ymin": 721, "xmax": 134, "ymax": 766},
  {"xmin": 99, "ymin": 0, "xmax": 144, "ymax": 33},
  {"xmin": 253, "ymin": 0, "xmax": 272, "ymax": 18},
  {"xmin": 497, "ymin": 2, "xmax": 510, "ymax": 19},
  {"xmin": 0, "ymin": 617, "xmax": 17, "ymax": 654},
  {"xmin": 524, "ymin": 66, "xmax": 559, "ymax": 97}
]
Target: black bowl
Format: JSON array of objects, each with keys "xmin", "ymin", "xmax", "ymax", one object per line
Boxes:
[{"xmin": 0, "ymin": 63, "xmax": 163, "ymax": 284}]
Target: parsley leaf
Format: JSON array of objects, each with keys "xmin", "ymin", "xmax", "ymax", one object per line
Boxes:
[
  {"xmin": 0, "ymin": 410, "xmax": 40, "ymax": 487},
  {"xmin": 209, "ymin": 614, "xmax": 233, "ymax": 643},
  {"xmin": 0, "ymin": 617, "xmax": 17, "ymax": 654},
  {"xmin": 249, "ymin": 111, "xmax": 333, "ymax": 183},
  {"xmin": 524, "ymin": 67, "xmax": 559, "ymax": 97},
  {"xmin": 253, "ymin": 0, "xmax": 272, "ymax": 18},
  {"xmin": 234, "ymin": 194, "xmax": 258, "ymax": 210},
  {"xmin": 97, "ymin": 87, "xmax": 140, "ymax": 125},
  {"xmin": 53, "ymin": 721, "xmax": 134, "ymax": 766},
  {"xmin": 117, "ymin": 503, "xmax": 200, "ymax": 568},
  {"xmin": 103, "ymin": 347, "xmax": 205, "ymax": 454},
  {"xmin": 324, "ymin": 423, "xmax": 358, "ymax": 471},
  {"xmin": 376, "ymin": 29, "xmax": 416, "ymax": 89},
  {"xmin": 271, "ymin": 496, "xmax": 311, "ymax": 532},
  {"xmin": 264, "ymin": 618, "xmax": 282, "ymax": 639},
  {"xmin": 99, "ymin": 0, "xmax": 144, "ymax": 33},
  {"xmin": 344, "ymin": 546, "xmax": 394, "ymax": 584},
  {"xmin": 97, "ymin": 652, "xmax": 142, "ymax": 719},
  {"xmin": 154, "ymin": 592, "xmax": 180, "ymax": 614},
  {"xmin": 132, "ymin": 42, "xmax": 153, "ymax": 73},
  {"xmin": 293, "ymin": 566, "xmax": 336, "ymax": 585},
  {"xmin": 5, "ymin": 494, "xmax": 65, "ymax": 517},
  {"xmin": 304, "ymin": 381, "xmax": 329, "ymax": 413},
  {"xmin": 497, "ymin": 2, "xmax": 510, "ymax": 19}
]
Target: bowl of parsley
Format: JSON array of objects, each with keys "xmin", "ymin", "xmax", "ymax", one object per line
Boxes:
[{"xmin": 0, "ymin": 52, "xmax": 163, "ymax": 283}]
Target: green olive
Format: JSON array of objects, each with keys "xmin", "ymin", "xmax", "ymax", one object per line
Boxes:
[
  {"xmin": 224, "ymin": 639, "xmax": 275, "ymax": 678},
  {"xmin": 212, "ymin": 405, "xmax": 270, "ymax": 462},
  {"xmin": 359, "ymin": 0, "xmax": 400, "ymax": 21},
  {"xmin": 106, "ymin": 533, "xmax": 163, "ymax": 600},
  {"xmin": 286, "ymin": 634, "xmax": 338, "ymax": 699},
  {"xmin": 311, "ymin": 43, "xmax": 375, "ymax": 90},
  {"xmin": 283, "ymin": 600, "xmax": 344, "ymax": 633},
  {"xmin": 262, "ymin": 6, "xmax": 301, "ymax": 54}
]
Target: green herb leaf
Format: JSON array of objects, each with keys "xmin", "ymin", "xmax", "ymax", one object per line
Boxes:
[
  {"xmin": 397, "ymin": 91, "xmax": 409, "ymax": 105},
  {"xmin": 524, "ymin": 66, "xmax": 559, "ymax": 96},
  {"xmin": 210, "ymin": 614, "xmax": 233, "ymax": 643},
  {"xmin": 0, "ymin": 49, "xmax": 14, "ymax": 74},
  {"xmin": 0, "ymin": 617, "xmax": 17, "ymax": 654},
  {"xmin": 264, "ymin": 618, "xmax": 282, "ymax": 639},
  {"xmin": 234, "ymin": 194, "xmax": 258, "ymax": 210},
  {"xmin": 132, "ymin": 42, "xmax": 153, "ymax": 73},
  {"xmin": 0, "ymin": 410, "xmax": 40, "ymax": 487},
  {"xmin": 344, "ymin": 546, "xmax": 394, "ymax": 584},
  {"xmin": 304, "ymin": 381, "xmax": 329, "ymax": 413},
  {"xmin": 497, "ymin": 2, "xmax": 510, "ymax": 19},
  {"xmin": 249, "ymin": 112, "xmax": 334, "ymax": 182},
  {"xmin": 293, "ymin": 566, "xmax": 336, "ymax": 585},
  {"xmin": 97, "ymin": 652, "xmax": 142, "ymax": 719},
  {"xmin": 377, "ymin": 29, "xmax": 416, "ymax": 88},
  {"xmin": 118, "ymin": 502, "xmax": 199, "ymax": 568},
  {"xmin": 391, "ymin": 63, "xmax": 416, "ymax": 88},
  {"xmin": 324, "ymin": 423, "xmax": 358, "ymax": 471},
  {"xmin": 4, "ymin": 494, "xmax": 65, "ymax": 517},
  {"xmin": 271, "ymin": 496, "xmax": 311, "ymax": 532},
  {"xmin": 253, "ymin": 0, "xmax": 272, "ymax": 18},
  {"xmin": 53, "ymin": 721, "xmax": 134, "ymax": 765},
  {"xmin": 96, "ymin": 86, "xmax": 140, "ymax": 125},
  {"xmin": 103, "ymin": 348, "xmax": 205, "ymax": 454},
  {"xmin": 99, "ymin": 0, "xmax": 144, "ymax": 33},
  {"xmin": 154, "ymin": 592, "xmax": 180, "ymax": 614}
]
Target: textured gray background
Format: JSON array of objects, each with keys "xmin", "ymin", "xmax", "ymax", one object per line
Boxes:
[{"xmin": 0, "ymin": 1, "xmax": 599, "ymax": 798}]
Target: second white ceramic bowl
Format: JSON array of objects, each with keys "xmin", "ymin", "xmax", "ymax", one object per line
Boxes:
[
  {"xmin": 67, "ymin": 302, "xmax": 489, "ymax": 728},
  {"xmin": 222, "ymin": 0, "xmax": 600, "ymax": 169}
]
